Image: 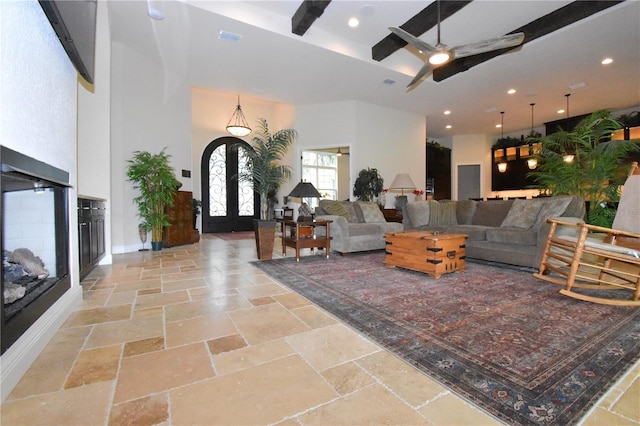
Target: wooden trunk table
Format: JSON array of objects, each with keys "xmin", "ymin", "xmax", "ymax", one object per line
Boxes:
[{"xmin": 384, "ymin": 231, "xmax": 467, "ymax": 278}]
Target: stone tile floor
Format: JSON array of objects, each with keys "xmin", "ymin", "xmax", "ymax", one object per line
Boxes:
[{"xmin": 1, "ymin": 234, "xmax": 638, "ymax": 425}]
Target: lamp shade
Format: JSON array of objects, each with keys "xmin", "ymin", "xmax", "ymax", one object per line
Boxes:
[
  {"xmin": 389, "ymin": 173, "xmax": 416, "ymax": 191},
  {"xmin": 287, "ymin": 181, "xmax": 322, "ymax": 198}
]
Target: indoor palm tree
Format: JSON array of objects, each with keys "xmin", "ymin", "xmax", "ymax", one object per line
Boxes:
[
  {"xmin": 236, "ymin": 118, "xmax": 297, "ymax": 220},
  {"xmin": 234, "ymin": 118, "xmax": 296, "ymax": 260},
  {"xmin": 528, "ymin": 110, "xmax": 639, "ymax": 226},
  {"xmin": 126, "ymin": 149, "xmax": 181, "ymax": 250}
]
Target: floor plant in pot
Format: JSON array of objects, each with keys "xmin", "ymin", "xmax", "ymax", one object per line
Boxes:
[
  {"xmin": 126, "ymin": 148, "xmax": 181, "ymax": 251},
  {"xmin": 235, "ymin": 118, "xmax": 297, "ymax": 260},
  {"xmin": 528, "ymin": 110, "xmax": 639, "ymax": 227}
]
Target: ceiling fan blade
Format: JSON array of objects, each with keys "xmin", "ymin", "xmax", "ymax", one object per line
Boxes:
[
  {"xmin": 388, "ymin": 27, "xmax": 437, "ymax": 55},
  {"xmin": 406, "ymin": 62, "xmax": 434, "ymax": 92},
  {"xmin": 452, "ymin": 32, "xmax": 525, "ymax": 59}
]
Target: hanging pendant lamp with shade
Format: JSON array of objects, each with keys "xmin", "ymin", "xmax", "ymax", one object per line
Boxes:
[
  {"xmin": 226, "ymin": 95, "xmax": 252, "ymax": 137},
  {"xmin": 497, "ymin": 111, "xmax": 508, "ymax": 173},
  {"xmin": 562, "ymin": 94, "xmax": 575, "ymax": 163},
  {"xmin": 527, "ymin": 103, "xmax": 539, "ymax": 170}
]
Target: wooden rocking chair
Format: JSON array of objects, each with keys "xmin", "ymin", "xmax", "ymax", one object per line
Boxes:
[{"xmin": 533, "ymin": 162, "xmax": 640, "ymax": 306}]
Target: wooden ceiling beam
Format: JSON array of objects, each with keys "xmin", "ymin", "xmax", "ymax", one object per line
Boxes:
[
  {"xmin": 433, "ymin": 0, "xmax": 625, "ymax": 82},
  {"xmin": 292, "ymin": 0, "xmax": 332, "ymax": 36},
  {"xmin": 372, "ymin": 1, "xmax": 473, "ymax": 62}
]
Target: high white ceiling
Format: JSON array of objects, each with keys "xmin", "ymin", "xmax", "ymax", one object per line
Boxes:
[{"xmin": 108, "ymin": 0, "xmax": 640, "ymax": 140}]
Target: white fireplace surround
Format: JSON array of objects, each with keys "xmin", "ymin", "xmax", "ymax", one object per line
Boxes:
[{"xmin": 0, "ymin": 1, "xmax": 82, "ymax": 401}]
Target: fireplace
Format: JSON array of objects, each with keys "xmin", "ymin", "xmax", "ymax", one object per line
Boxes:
[{"xmin": 1, "ymin": 146, "xmax": 71, "ymax": 354}]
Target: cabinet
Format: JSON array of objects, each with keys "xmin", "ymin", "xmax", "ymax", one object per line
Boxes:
[
  {"xmin": 426, "ymin": 143, "xmax": 451, "ymax": 200},
  {"xmin": 78, "ymin": 197, "xmax": 106, "ymax": 280},
  {"xmin": 163, "ymin": 191, "xmax": 200, "ymax": 247}
]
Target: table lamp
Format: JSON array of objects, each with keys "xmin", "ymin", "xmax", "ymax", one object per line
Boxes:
[
  {"xmin": 287, "ymin": 181, "xmax": 322, "ymax": 221},
  {"xmin": 389, "ymin": 173, "xmax": 416, "ymax": 213}
]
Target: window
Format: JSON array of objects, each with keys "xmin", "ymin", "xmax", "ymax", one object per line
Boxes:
[{"xmin": 302, "ymin": 151, "xmax": 338, "ymax": 208}]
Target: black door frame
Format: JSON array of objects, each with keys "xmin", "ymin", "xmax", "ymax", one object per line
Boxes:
[{"xmin": 200, "ymin": 137, "xmax": 258, "ymax": 233}]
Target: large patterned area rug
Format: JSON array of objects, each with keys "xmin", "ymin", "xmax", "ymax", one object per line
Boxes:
[{"xmin": 253, "ymin": 252, "xmax": 640, "ymax": 426}]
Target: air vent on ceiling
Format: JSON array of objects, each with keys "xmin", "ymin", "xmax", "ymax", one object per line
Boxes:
[
  {"xmin": 219, "ymin": 30, "xmax": 241, "ymax": 43},
  {"xmin": 569, "ymin": 82, "xmax": 586, "ymax": 90},
  {"xmin": 382, "ymin": 79, "xmax": 396, "ymax": 85}
]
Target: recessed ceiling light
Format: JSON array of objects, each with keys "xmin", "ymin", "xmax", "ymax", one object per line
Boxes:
[
  {"xmin": 601, "ymin": 57, "xmax": 613, "ymax": 65},
  {"xmin": 446, "ymin": 125, "xmax": 452, "ymax": 129},
  {"xmin": 507, "ymin": 89, "xmax": 516, "ymax": 95},
  {"xmin": 348, "ymin": 17, "xmax": 359, "ymax": 28},
  {"xmin": 557, "ymin": 109, "xmax": 565, "ymax": 114},
  {"xmin": 496, "ymin": 124, "xmax": 502, "ymax": 128},
  {"xmin": 444, "ymin": 110, "xmax": 451, "ymax": 115}
]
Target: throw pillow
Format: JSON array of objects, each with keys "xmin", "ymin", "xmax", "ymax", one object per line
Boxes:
[
  {"xmin": 501, "ymin": 199, "xmax": 543, "ymax": 228},
  {"xmin": 433, "ymin": 200, "xmax": 457, "ymax": 226},
  {"xmin": 534, "ymin": 195, "xmax": 573, "ymax": 227},
  {"xmin": 406, "ymin": 201, "xmax": 431, "ymax": 227},
  {"xmin": 357, "ymin": 201, "xmax": 386, "ymax": 223},
  {"xmin": 323, "ymin": 200, "xmax": 351, "ymax": 220}
]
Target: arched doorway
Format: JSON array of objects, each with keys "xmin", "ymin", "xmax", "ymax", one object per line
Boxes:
[{"xmin": 201, "ymin": 137, "xmax": 257, "ymax": 233}]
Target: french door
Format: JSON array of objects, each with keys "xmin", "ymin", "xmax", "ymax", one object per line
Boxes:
[{"xmin": 201, "ymin": 137, "xmax": 257, "ymax": 233}]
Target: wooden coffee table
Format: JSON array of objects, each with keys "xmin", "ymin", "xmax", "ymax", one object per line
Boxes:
[
  {"xmin": 282, "ymin": 219, "xmax": 332, "ymax": 262},
  {"xmin": 384, "ymin": 231, "xmax": 467, "ymax": 278}
]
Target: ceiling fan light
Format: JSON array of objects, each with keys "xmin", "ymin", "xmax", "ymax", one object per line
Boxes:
[{"xmin": 429, "ymin": 51, "xmax": 450, "ymax": 65}]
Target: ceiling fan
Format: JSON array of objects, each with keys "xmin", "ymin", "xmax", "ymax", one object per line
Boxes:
[{"xmin": 389, "ymin": 1, "xmax": 525, "ymax": 91}]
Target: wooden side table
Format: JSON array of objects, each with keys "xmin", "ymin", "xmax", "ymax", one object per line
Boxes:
[
  {"xmin": 382, "ymin": 208, "xmax": 403, "ymax": 223},
  {"xmin": 282, "ymin": 219, "xmax": 333, "ymax": 262}
]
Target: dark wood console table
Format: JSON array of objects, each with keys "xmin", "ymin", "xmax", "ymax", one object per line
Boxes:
[{"xmin": 282, "ymin": 219, "xmax": 332, "ymax": 261}]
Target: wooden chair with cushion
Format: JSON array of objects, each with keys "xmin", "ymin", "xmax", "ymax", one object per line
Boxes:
[{"xmin": 533, "ymin": 162, "xmax": 640, "ymax": 306}]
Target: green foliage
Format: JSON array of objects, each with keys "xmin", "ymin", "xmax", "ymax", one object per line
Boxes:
[
  {"xmin": 126, "ymin": 148, "xmax": 180, "ymax": 242},
  {"xmin": 528, "ymin": 110, "xmax": 639, "ymax": 226},
  {"xmin": 235, "ymin": 118, "xmax": 296, "ymax": 220},
  {"xmin": 353, "ymin": 168, "xmax": 384, "ymax": 202}
]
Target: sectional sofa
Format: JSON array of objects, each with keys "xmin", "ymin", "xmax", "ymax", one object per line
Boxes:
[
  {"xmin": 402, "ymin": 196, "xmax": 585, "ymax": 268},
  {"xmin": 315, "ymin": 195, "xmax": 585, "ymax": 269}
]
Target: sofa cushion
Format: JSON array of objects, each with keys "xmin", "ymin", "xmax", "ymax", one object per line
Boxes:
[
  {"xmin": 322, "ymin": 200, "xmax": 351, "ymax": 220},
  {"xmin": 348, "ymin": 222, "xmax": 383, "ymax": 237},
  {"xmin": 472, "ymin": 200, "xmax": 514, "ymax": 227},
  {"xmin": 501, "ymin": 199, "xmax": 543, "ymax": 229},
  {"xmin": 357, "ymin": 202, "xmax": 386, "ymax": 223},
  {"xmin": 486, "ymin": 227, "xmax": 538, "ymax": 246},
  {"xmin": 533, "ymin": 195, "xmax": 574, "ymax": 227},
  {"xmin": 447, "ymin": 225, "xmax": 489, "ymax": 241},
  {"xmin": 319, "ymin": 200, "xmax": 361, "ymax": 223},
  {"xmin": 406, "ymin": 201, "xmax": 431, "ymax": 227},
  {"xmin": 456, "ymin": 200, "xmax": 477, "ymax": 225},
  {"xmin": 431, "ymin": 200, "xmax": 457, "ymax": 226}
]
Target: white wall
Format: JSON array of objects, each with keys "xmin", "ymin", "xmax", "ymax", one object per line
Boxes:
[
  {"xmin": 110, "ymin": 42, "xmax": 192, "ymax": 253},
  {"xmin": 296, "ymin": 101, "xmax": 425, "ymax": 205},
  {"xmin": 77, "ymin": 0, "xmax": 112, "ymax": 264},
  {"xmin": 0, "ymin": 0, "xmax": 82, "ymax": 401}
]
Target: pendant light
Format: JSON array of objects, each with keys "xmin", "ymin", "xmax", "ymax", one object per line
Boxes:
[
  {"xmin": 527, "ymin": 103, "xmax": 538, "ymax": 170},
  {"xmin": 497, "ymin": 111, "xmax": 508, "ymax": 173},
  {"xmin": 226, "ymin": 95, "xmax": 252, "ymax": 137},
  {"xmin": 563, "ymin": 94, "xmax": 575, "ymax": 163}
]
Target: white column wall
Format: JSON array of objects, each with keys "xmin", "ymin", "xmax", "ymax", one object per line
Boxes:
[{"xmin": 110, "ymin": 42, "xmax": 192, "ymax": 254}]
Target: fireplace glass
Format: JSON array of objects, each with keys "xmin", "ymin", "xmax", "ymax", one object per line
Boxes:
[{"xmin": 1, "ymin": 146, "xmax": 71, "ymax": 354}]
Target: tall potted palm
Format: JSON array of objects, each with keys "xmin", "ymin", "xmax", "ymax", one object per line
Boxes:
[
  {"xmin": 529, "ymin": 110, "xmax": 639, "ymax": 226},
  {"xmin": 126, "ymin": 148, "xmax": 181, "ymax": 251},
  {"xmin": 235, "ymin": 118, "xmax": 297, "ymax": 259}
]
